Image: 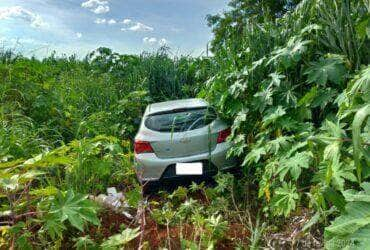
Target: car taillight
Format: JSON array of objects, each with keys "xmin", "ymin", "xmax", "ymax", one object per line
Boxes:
[
  {"xmin": 134, "ymin": 140, "xmax": 154, "ymax": 154},
  {"xmin": 217, "ymin": 128, "xmax": 231, "ymax": 143}
]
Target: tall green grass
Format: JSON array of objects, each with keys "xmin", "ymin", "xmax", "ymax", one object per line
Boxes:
[{"xmin": 0, "ymin": 47, "xmax": 211, "ymax": 155}]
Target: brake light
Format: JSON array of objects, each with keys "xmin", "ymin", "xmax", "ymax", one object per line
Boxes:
[
  {"xmin": 134, "ymin": 140, "xmax": 154, "ymax": 154},
  {"xmin": 217, "ymin": 128, "xmax": 231, "ymax": 143}
]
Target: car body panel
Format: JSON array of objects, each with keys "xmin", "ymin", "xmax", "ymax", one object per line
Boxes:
[
  {"xmin": 134, "ymin": 98, "xmax": 236, "ymax": 182},
  {"xmin": 135, "ymin": 142, "xmax": 237, "ymax": 181}
]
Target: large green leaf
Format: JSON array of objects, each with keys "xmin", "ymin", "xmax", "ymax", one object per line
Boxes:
[
  {"xmin": 242, "ymin": 146, "xmax": 266, "ymax": 166},
  {"xmin": 277, "ymin": 152, "xmax": 312, "ymax": 181},
  {"xmin": 298, "ymin": 86, "xmax": 318, "ymax": 107},
  {"xmin": 326, "ymin": 201, "xmax": 370, "ymax": 236},
  {"xmin": 348, "ymin": 66, "xmax": 370, "ymax": 102},
  {"xmin": 311, "ymin": 88, "xmax": 337, "ymax": 109},
  {"xmin": 101, "ymin": 227, "xmax": 140, "ymax": 250},
  {"xmin": 304, "ymin": 56, "xmax": 347, "ymax": 86},
  {"xmin": 298, "ymin": 86, "xmax": 337, "ymax": 109},
  {"xmin": 343, "ymin": 183, "xmax": 370, "ymax": 203},
  {"xmin": 42, "ymin": 215, "xmax": 67, "ymax": 240},
  {"xmin": 253, "ymin": 87, "xmax": 274, "ymax": 112},
  {"xmin": 329, "ymin": 159, "xmax": 357, "ymax": 191},
  {"xmin": 353, "ymin": 104, "xmax": 370, "ymax": 182},
  {"xmin": 271, "ymin": 182, "xmax": 299, "ymax": 217},
  {"xmin": 73, "ymin": 236, "xmax": 97, "ymax": 250},
  {"xmin": 349, "ymin": 224, "xmax": 370, "ymax": 250},
  {"xmin": 356, "ymin": 15, "xmax": 370, "ymax": 39},
  {"xmin": 325, "ymin": 183, "xmax": 370, "ymax": 249},
  {"xmin": 49, "ymin": 190, "xmax": 100, "ymax": 232},
  {"xmin": 0, "ymin": 171, "xmax": 44, "ymax": 191},
  {"xmin": 262, "ymin": 106, "xmax": 286, "ymax": 128},
  {"xmin": 268, "ymin": 37, "xmax": 310, "ymax": 69},
  {"xmin": 269, "ymin": 72, "xmax": 285, "ymax": 87},
  {"xmin": 266, "ymin": 136, "xmax": 294, "ymax": 155},
  {"xmin": 323, "ymin": 187, "xmax": 346, "ymax": 213}
]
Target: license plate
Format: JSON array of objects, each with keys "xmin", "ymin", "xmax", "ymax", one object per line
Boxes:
[{"xmin": 176, "ymin": 162, "xmax": 203, "ymax": 175}]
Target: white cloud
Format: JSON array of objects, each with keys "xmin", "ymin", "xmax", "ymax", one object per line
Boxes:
[
  {"xmin": 107, "ymin": 19, "xmax": 116, "ymax": 25},
  {"xmin": 81, "ymin": 0, "xmax": 108, "ymax": 8},
  {"xmin": 81, "ymin": 0, "xmax": 109, "ymax": 14},
  {"xmin": 143, "ymin": 37, "xmax": 157, "ymax": 45},
  {"xmin": 120, "ymin": 28, "xmax": 127, "ymax": 31},
  {"xmin": 92, "ymin": 5, "xmax": 109, "ymax": 14},
  {"xmin": 148, "ymin": 38, "xmax": 157, "ymax": 44},
  {"xmin": 94, "ymin": 18, "xmax": 106, "ymax": 24},
  {"xmin": 129, "ymin": 22, "xmax": 153, "ymax": 32},
  {"xmin": 159, "ymin": 38, "xmax": 168, "ymax": 46},
  {"xmin": 143, "ymin": 37, "xmax": 169, "ymax": 46},
  {"xmin": 0, "ymin": 6, "xmax": 48, "ymax": 28},
  {"xmin": 76, "ymin": 32, "xmax": 82, "ymax": 38},
  {"xmin": 94, "ymin": 18, "xmax": 116, "ymax": 25},
  {"xmin": 122, "ymin": 19, "xmax": 132, "ymax": 25}
]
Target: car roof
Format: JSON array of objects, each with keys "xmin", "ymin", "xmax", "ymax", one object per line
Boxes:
[{"xmin": 145, "ymin": 98, "xmax": 209, "ymax": 116}]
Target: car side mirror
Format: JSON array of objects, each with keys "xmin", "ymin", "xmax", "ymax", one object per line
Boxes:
[{"xmin": 134, "ymin": 118, "xmax": 142, "ymax": 125}]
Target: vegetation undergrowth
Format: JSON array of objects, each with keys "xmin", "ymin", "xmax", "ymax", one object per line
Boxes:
[{"xmin": 0, "ymin": 0, "xmax": 369, "ymax": 249}]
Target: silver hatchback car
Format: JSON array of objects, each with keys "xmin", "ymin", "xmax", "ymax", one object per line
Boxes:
[{"xmin": 134, "ymin": 98, "xmax": 236, "ymax": 183}]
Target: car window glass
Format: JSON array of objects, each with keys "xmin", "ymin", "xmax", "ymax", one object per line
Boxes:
[{"xmin": 145, "ymin": 108, "xmax": 217, "ymax": 132}]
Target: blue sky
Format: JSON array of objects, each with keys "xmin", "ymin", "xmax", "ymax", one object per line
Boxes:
[{"xmin": 0, "ymin": 0, "xmax": 228, "ymax": 58}]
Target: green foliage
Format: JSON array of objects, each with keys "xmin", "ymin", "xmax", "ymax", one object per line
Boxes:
[
  {"xmin": 0, "ymin": 170, "xmax": 45, "ymax": 191},
  {"xmin": 125, "ymin": 185, "xmax": 142, "ymax": 208},
  {"xmin": 203, "ymin": 0, "xmax": 370, "ymax": 231},
  {"xmin": 304, "ymin": 56, "xmax": 347, "ymax": 86},
  {"xmin": 0, "ymin": 152, "xmax": 102, "ymax": 247},
  {"xmin": 325, "ymin": 183, "xmax": 370, "ymax": 249},
  {"xmin": 268, "ymin": 37, "xmax": 310, "ymax": 70},
  {"xmin": 205, "ymin": 214, "xmax": 229, "ymax": 242},
  {"xmin": 0, "ymin": 43, "xmax": 212, "ymax": 248},
  {"xmin": 150, "ymin": 175, "xmax": 235, "ymax": 248},
  {"xmin": 74, "ymin": 236, "xmax": 98, "ymax": 250},
  {"xmin": 278, "ymin": 152, "xmax": 312, "ymax": 181},
  {"xmin": 352, "ymin": 104, "xmax": 370, "ymax": 182},
  {"xmin": 58, "ymin": 136, "xmax": 135, "ymax": 194},
  {"xmin": 48, "ymin": 190, "xmax": 100, "ymax": 232},
  {"xmin": 271, "ymin": 182, "xmax": 299, "ymax": 217},
  {"xmin": 101, "ymin": 227, "xmax": 140, "ymax": 250}
]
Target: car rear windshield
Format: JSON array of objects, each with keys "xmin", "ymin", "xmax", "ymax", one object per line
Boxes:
[{"xmin": 145, "ymin": 107, "xmax": 217, "ymax": 132}]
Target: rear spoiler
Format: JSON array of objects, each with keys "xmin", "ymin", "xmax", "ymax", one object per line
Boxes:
[{"xmin": 147, "ymin": 106, "xmax": 210, "ymax": 116}]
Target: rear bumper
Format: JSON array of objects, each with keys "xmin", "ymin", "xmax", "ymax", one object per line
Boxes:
[{"xmin": 134, "ymin": 142, "xmax": 236, "ymax": 182}]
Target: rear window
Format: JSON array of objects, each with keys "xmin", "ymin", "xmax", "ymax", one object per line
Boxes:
[{"xmin": 145, "ymin": 107, "xmax": 217, "ymax": 132}]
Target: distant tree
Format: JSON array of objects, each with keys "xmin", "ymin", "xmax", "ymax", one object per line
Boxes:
[{"xmin": 207, "ymin": 0, "xmax": 302, "ymax": 53}]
